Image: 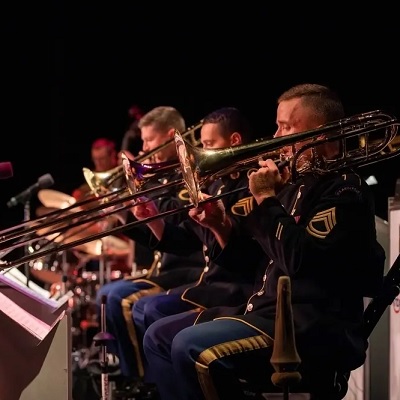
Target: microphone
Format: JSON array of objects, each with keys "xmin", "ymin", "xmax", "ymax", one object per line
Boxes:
[
  {"xmin": 0, "ymin": 161, "xmax": 13, "ymax": 179},
  {"xmin": 7, "ymin": 173, "xmax": 54, "ymax": 208}
]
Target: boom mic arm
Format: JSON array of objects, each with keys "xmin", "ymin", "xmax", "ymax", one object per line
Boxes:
[{"xmin": 7, "ymin": 173, "xmax": 54, "ymax": 208}]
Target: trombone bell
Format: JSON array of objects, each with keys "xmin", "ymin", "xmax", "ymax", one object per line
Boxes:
[
  {"xmin": 174, "ymin": 129, "xmax": 282, "ymax": 207},
  {"xmin": 121, "ymin": 152, "xmax": 181, "ymax": 195},
  {"xmin": 83, "ymin": 165, "xmax": 124, "ymax": 197}
]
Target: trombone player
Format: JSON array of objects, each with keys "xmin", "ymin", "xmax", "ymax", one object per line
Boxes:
[
  {"xmin": 140, "ymin": 83, "xmax": 387, "ymax": 400},
  {"xmin": 72, "ymin": 137, "xmax": 120, "ymax": 201},
  {"xmin": 94, "ymin": 106, "xmax": 205, "ymax": 390},
  {"xmin": 128, "ymin": 106, "xmax": 257, "ymax": 393}
]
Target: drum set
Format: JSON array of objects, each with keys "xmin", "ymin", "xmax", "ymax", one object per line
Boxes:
[{"xmin": 30, "ymin": 188, "xmax": 135, "ymax": 348}]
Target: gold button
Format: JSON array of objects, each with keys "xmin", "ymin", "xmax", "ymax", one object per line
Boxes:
[
  {"xmin": 246, "ymin": 303, "xmax": 253, "ymax": 312},
  {"xmin": 204, "ymin": 266, "xmax": 209, "ymax": 272}
]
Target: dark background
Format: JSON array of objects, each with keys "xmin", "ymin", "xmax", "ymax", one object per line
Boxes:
[{"xmin": 1, "ymin": 4, "xmax": 399, "ymax": 231}]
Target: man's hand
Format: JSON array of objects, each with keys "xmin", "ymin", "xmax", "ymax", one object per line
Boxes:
[
  {"xmin": 130, "ymin": 196, "xmax": 165, "ymax": 240},
  {"xmin": 131, "ymin": 196, "xmax": 159, "ymax": 220},
  {"xmin": 189, "ymin": 193, "xmax": 232, "ymax": 248},
  {"xmin": 189, "ymin": 193, "xmax": 227, "ymax": 229},
  {"xmin": 249, "ymin": 159, "xmax": 289, "ymax": 204}
]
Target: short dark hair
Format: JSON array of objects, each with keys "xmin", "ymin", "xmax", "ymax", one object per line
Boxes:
[
  {"xmin": 278, "ymin": 83, "xmax": 345, "ymax": 123},
  {"xmin": 202, "ymin": 107, "xmax": 253, "ymax": 143}
]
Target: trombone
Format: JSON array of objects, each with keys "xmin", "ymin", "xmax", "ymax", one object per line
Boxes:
[
  {"xmin": 0, "ymin": 158, "xmax": 184, "ymax": 251},
  {"xmin": 1, "ymin": 110, "xmax": 399, "ymax": 271},
  {"xmin": 175, "ymin": 109, "xmax": 400, "ymax": 206},
  {"xmin": 84, "ymin": 120, "xmax": 203, "ymax": 196}
]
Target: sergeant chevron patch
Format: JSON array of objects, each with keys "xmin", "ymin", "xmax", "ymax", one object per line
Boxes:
[
  {"xmin": 231, "ymin": 196, "xmax": 254, "ymax": 216},
  {"xmin": 306, "ymin": 207, "xmax": 336, "ymax": 239}
]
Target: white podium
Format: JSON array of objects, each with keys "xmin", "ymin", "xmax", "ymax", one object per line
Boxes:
[
  {"xmin": 388, "ymin": 197, "xmax": 400, "ymax": 400},
  {"xmin": 344, "ymin": 215, "xmax": 391, "ymax": 400},
  {"xmin": 0, "ymin": 271, "xmax": 72, "ymax": 400}
]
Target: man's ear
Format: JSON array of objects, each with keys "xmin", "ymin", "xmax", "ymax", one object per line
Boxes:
[
  {"xmin": 167, "ymin": 128, "xmax": 176, "ymax": 139},
  {"xmin": 230, "ymin": 132, "xmax": 242, "ymax": 146}
]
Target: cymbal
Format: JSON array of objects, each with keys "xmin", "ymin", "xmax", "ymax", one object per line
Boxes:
[
  {"xmin": 87, "ymin": 235, "xmax": 131, "ymax": 257},
  {"xmin": 51, "ymin": 223, "xmax": 131, "ymax": 257},
  {"xmin": 76, "ymin": 235, "xmax": 131, "ymax": 257},
  {"xmin": 36, "ymin": 206, "xmax": 59, "ymax": 217},
  {"xmin": 38, "ymin": 189, "xmax": 76, "ymax": 209}
]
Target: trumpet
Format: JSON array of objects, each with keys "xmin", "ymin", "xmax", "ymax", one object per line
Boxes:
[{"xmin": 0, "ymin": 110, "xmax": 399, "ymax": 270}]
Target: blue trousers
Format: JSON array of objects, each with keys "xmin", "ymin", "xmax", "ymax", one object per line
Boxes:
[
  {"xmin": 143, "ymin": 315, "xmax": 274, "ymax": 400},
  {"xmin": 132, "ymin": 293, "xmax": 196, "ymax": 340},
  {"xmin": 132, "ymin": 293, "xmax": 198, "ymax": 381},
  {"xmin": 95, "ymin": 278, "xmax": 163, "ymax": 378}
]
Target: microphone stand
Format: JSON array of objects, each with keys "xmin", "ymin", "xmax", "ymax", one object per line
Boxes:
[
  {"xmin": 23, "ymin": 199, "xmax": 32, "ymax": 288},
  {"xmin": 270, "ymin": 276, "xmax": 302, "ymax": 400},
  {"xmin": 92, "ymin": 295, "xmax": 115, "ymax": 400}
]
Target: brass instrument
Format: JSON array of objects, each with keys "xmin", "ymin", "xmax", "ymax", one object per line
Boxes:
[
  {"xmin": 120, "ymin": 153, "xmax": 181, "ymax": 195},
  {"xmin": 1, "ymin": 110, "xmax": 399, "ymax": 270},
  {"xmin": 175, "ymin": 110, "xmax": 399, "ymax": 206},
  {"xmin": 83, "ymin": 165, "xmax": 123, "ymax": 197},
  {"xmin": 0, "ymin": 157, "xmax": 184, "ymax": 252},
  {"xmin": 84, "ymin": 120, "xmax": 203, "ymax": 196}
]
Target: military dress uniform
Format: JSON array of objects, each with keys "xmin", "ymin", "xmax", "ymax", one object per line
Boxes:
[
  {"xmin": 95, "ymin": 168, "xmax": 205, "ymax": 380},
  {"xmin": 131, "ymin": 171, "xmax": 258, "ymax": 382},
  {"xmin": 142, "ymin": 171, "xmax": 386, "ymax": 399}
]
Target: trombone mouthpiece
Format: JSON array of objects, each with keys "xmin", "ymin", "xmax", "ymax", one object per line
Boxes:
[{"xmin": 276, "ymin": 158, "xmax": 290, "ymax": 170}]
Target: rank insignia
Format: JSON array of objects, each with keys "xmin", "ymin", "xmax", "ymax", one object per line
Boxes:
[
  {"xmin": 306, "ymin": 207, "xmax": 336, "ymax": 239},
  {"xmin": 231, "ymin": 196, "xmax": 254, "ymax": 216},
  {"xmin": 178, "ymin": 189, "xmax": 191, "ymax": 201}
]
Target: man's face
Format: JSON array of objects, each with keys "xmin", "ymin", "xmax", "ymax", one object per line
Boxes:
[
  {"xmin": 273, "ymin": 98, "xmax": 326, "ymax": 164},
  {"xmin": 91, "ymin": 147, "xmax": 117, "ymax": 172},
  {"xmin": 140, "ymin": 125, "xmax": 175, "ymax": 163},
  {"xmin": 200, "ymin": 123, "xmax": 233, "ymax": 149}
]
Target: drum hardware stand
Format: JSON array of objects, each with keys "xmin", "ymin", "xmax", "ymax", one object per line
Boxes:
[
  {"xmin": 23, "ymin": 199, "xmax": 32, "ymax": 288},
  {"xmin": 99, "ymin": 239, "xmax": 112, "ymax": 286},
  {"xmin": 93, "ymin": 294, "xmax": 116, "ymax": 400},
  {"xmin": 60, "ymin": 250, "xmax": 70, "ymax": 296},
  {"xmin": 99, "ymin": 241, "xmax": 106, "ymax": 286}
]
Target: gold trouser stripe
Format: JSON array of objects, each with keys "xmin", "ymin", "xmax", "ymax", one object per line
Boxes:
[
  {"xmin": 121, "ymin": 284, "xmax": 164, "ymax": 378},
  {"xmin": 195, "ymin": 333, "xmax": 273, "ymax": 400}
]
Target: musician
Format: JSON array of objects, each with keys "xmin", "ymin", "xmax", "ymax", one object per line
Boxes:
[
  {"xmin": 72, "ymin": 137, "xmax": 119, "ymax": 201},
  {"xmin": 94, "ymin": 106, "xmax": 205, "ymax": 389},
  {"xmin": 140, "ymin": 84, "xmax": 386, "ymax": 399},
  {"xmin": 129, "ymin": 107, "xmax": 256, "ymax": 387}
]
